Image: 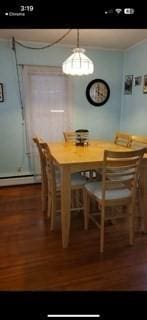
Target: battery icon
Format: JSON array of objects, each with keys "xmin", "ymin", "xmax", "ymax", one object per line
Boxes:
[{"xmin": 124, "ymin": 8, "xmax": 135, "ymax": 14}]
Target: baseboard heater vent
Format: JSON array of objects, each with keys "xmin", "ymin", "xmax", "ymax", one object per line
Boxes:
[{"xmin": 0, "ymin": 175, "xmax": 41, "ymax": 187}]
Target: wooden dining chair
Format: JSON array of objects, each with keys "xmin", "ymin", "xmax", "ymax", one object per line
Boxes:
[
  {"xmin": 41, "ymin": 142, "xmax": 87, "ymax": 230},
  {"xmin": 33, "ymin": 137, "xmax": 48, "ymax": 214},
  {"xmin": 84, "ymin": 148, "xmax": 145, "ymax": 253},
  {"xmin": 63, "ymin": 131, "xmax": 76, "ymax": 143},
  {"xmin": 129, "ymin": 135, "xmax": 147, "ymax": 151},
  {"xmin": 114, "ymin": 131, "xmax": 132, "ymax": 147},
  {"xmin": 129, "ymin": 135, "xmax": 147, "ymax": 231}
]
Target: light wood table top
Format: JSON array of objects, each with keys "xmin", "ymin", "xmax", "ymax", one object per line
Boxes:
[{"xmin": 49, "ymin": 140, "xmax": 132, "ymax": 166}]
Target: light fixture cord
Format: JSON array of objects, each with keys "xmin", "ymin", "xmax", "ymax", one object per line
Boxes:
[
  {"xmin": 14, "ymin": 29, "xmax": 72, "ymax": 50},
  {"xmin": 12, "ymin": 38, "xmax": 32, "ymax": 173},
  {"xmin": 12, "ymin": 37, "xmax": 24, "ymax": 120},
  {"xmin": 77, "ymin": 29, "xmax": 82, "ymax": 67},
  {"xmin": 77, "ymin": 29, "xmax": 79, "ymax": 48}
]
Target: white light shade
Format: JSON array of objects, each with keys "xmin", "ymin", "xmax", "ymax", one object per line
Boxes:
[{"xmin": 62, "ymin": 48, "xmax": 94, "ymax": 76}]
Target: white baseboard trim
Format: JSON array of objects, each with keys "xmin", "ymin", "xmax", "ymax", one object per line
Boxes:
[{"xmin": 0, "ymin": 176, "xmax": 41, "ymax": 187}]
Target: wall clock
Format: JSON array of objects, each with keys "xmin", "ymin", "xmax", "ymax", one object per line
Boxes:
[{"xmin": 86, "ymin": 79, "xmax": 110, "ymax": 106}]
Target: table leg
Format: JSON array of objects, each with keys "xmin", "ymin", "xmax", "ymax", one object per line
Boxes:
[{"xmin": 61, "ymin": 166, "xmax": 71, "ymax": 248}]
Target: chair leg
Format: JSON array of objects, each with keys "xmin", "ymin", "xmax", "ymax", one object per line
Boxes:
[
  {"xmin": 50, "ymin": 193, "xmax": 56, "ymax": 231},
  {"xmin": 84, "ymin": 189, "xmax": 90, "ymax": 230},
  {"xmin": 100, "ymin": 206, "xmax": 105, "ymax": 253},
  {"xmin": 41, "ymin": 181, "xmax": 48, "ymax": 213},
  {"xmin": 71, "ymin": 189, "xmax": 82, "ymax": 211},
  {"xmin": 47, "ymin": 193, "xmax": 52, "ymax": 218}
]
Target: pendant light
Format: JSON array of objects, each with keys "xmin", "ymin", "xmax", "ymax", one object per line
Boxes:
[{"xmin": 62, "ymin": 29, "xmax": 94, "ymax": 76}]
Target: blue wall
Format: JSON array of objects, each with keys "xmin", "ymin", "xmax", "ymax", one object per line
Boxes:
[
  {"xmin": 0, "ymin": 39, "xmax": 123, "ymax": 177},
  {"xmin": 120, "ymin": 41, "xmax": 147, "ymax": 135},
  {"xmin": 0, "ymin": 40, "xmax": 30, "ymax": 177},
  {"xmin": 72, "ymin": 49, "xmax": 123, "ymax": 139}
]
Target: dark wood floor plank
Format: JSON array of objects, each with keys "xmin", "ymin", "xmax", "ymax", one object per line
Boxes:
[{"xmin": 0, "ymin": 184, "xmax": 147, "ymax": 290}]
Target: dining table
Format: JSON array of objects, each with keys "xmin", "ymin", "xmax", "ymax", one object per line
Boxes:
[{"xmin": 48, "ymin": 139, "xmax": 147, "ymax": 248}]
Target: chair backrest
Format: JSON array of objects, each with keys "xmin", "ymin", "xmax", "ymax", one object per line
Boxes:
[
  {"xmin": 40, "ymin": 142, "xmax": 56, "ymax": 195},
  {"xmin": 114, "ymin": 131, "xmax": 132, "ymax": 147},
  {"xmin": 63, "ymin": 131, "xmax": 76, "ymax": 142},
  {"xmin": 130, "ymin": 135, "xmax": 147, "ymax": 153},
  {"xmin": 33, "ymin": 136, "xmax": 47, "ymax": 179},
  {"xmin": 102, "ymin": 148, "xmax": 145, "ymax": 203}
]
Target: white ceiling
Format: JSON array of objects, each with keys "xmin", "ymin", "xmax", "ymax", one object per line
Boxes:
[{"xmin": 0, "ymin": 29, "xmax": 147, "ymax": 50}]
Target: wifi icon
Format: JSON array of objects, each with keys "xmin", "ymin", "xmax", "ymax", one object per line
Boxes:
[{"xmin": 115, "ymin": 8, "xmax": 122, "ymax": 14}]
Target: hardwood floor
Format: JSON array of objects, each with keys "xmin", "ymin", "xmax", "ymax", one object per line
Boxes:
[{"xmin": 0, "ymin": 184, "xmax": 147, "ymax": 290}]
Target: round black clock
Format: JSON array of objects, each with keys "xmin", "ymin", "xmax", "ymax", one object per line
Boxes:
[{"xmin": 86, "ymin": 79, "xmax": 110, "ymax": 106}]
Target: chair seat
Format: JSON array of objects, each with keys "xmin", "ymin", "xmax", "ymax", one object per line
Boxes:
[
  {"xmin": 56, "ymin": 172, "xmax": 87, "ymax": 189},
  {"xmin": 71, "ymin": 172, "xmax": 87, "ymax": 186},
  {"xmin": 85, "ymin": 181, "xmax": 131, "ymax": 201}
]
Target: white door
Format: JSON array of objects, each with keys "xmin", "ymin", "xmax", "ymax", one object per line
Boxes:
[{"xmin": 23, "ymin": 66, "xmax": 73, "ymax": 180}]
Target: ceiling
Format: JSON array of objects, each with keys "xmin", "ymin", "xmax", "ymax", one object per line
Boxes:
[{"xmin": 0, "ymin": 29, "xmax": 147, "ymax": 50}]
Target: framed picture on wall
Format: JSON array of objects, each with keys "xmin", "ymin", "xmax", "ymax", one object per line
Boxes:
[
  {"xmin": 124, "ymin": 75, "xmax": 133, "ymax": 94},
  {"xmin": 0, "ymin": 83, "xmax": 4, "ymax": 102},
  {"xmin": 135, "ymin": 76, "xmax": 142, "ymax": 86},
  {"xmin": 143, "ymin": 75, "xmax": 147, "ymax": 93}
]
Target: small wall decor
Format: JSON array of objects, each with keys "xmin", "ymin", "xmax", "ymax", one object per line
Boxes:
[
  {"xmin": 124, "ymin": 75, "xmax": 133, "ymax": 95},
  {"xmin": 0, "ymin": 83, "xmax": 4, "ymax": 102},
  {"xmin": 143, "ymin": 75, "xmax": 147, "ymax": 93},
  {"xmin": 135, "ymin": 76, "xmax": 142, "ymax": 86}
]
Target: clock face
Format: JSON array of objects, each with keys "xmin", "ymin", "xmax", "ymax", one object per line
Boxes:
[{"xmin": 86, "ymin": 79, "xmax": 110, "ymax": 106}]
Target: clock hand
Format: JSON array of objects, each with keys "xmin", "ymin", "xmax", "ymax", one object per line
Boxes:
[
  {"xmin": 99, "ymin": 92, "xmax": 105, "ymax": 97},
  {"xmin": 96, "ymin": 85, "xmax": 99, "ymax": 94}
]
